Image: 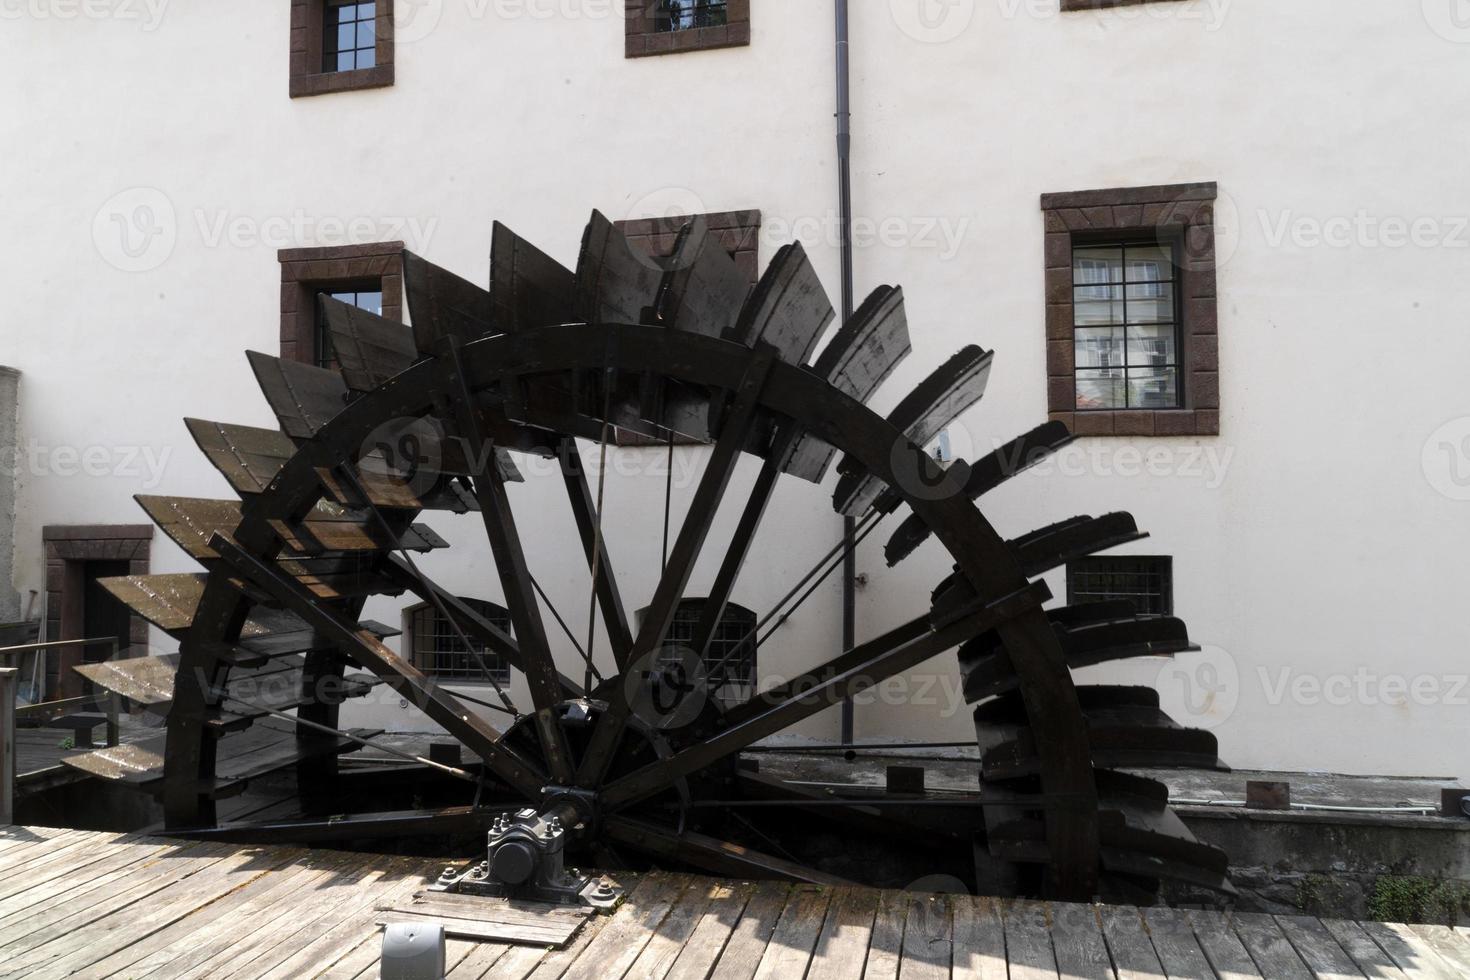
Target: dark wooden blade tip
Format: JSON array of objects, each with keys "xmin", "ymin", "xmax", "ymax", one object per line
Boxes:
[
  {"xmin": 731, "ymin": 241, "xmax": 835, "ymax": 363},
  {"xmin": 246, "ymin": 350, "xmax": 350, "ymax": 443},
  {"xmin": 574, "ymin": 209, "xmax": 664, "ymax": 326},
  {"xmin": 403, "ymin": 249, "xmax": 497, "ymax": 353},
  {"xmin": 318, "ymin": 295, "xmax": 417, "ymax": 392},
  {"xmin": 489, "ymin": 220, "xmax": 576, "ymax": 332},
  {"xmin": 184, "ymin": 418, "xmax": 295, "ymax": 496},
  {"xmin": 655, "ymin": 214, "xmax": 752, "ymax": 339}
]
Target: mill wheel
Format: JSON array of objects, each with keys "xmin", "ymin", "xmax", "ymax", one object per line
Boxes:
[{"xmin": 67, "ymin": 211, "xmax": 1232, "ymax": 903}]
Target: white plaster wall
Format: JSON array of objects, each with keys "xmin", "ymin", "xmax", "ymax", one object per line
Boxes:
[{"xmin": 2, "ymin": 1, "xmax": 1469, "ymax": 779}]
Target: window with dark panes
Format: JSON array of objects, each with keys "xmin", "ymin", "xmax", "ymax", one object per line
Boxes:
[
  {"xmin": 314, "ymin": 284, "xmax": 383, "ymax": 369},
  {"xmin": 1066, "ymin": 556, "xmax": 1173, "ymax": 618},
  {"xmin": 408, "ymin": 598, "xmax": 513, "ymax": 683},
  {"xmin": 324, "ymin": 1, "xmax": 377, "ymax": 73},
  {"xmin": 657, "ymin": 599, "xmax": 757, "ymax": 706},
  {"xmin": 1073, "ymin": 242, "xmax": 1182, "ymax": 411},
  {"xmin": 655, "ymin": 0, "xmax": 728, "ymax": 31}
]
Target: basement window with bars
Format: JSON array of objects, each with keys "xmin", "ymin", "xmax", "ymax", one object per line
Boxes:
[
  {"xmin": 407, "ymin": 598, "xmax": 513, "ymax": 684},
  {"xmin": 1072, "ymin": 241, "xmax": 1182, "ymax": 411},
  {"xmin": 324, "ymin": 1, "xmax": 378, "ymax": 72},
  {"xmin": 314, "ymin": 284, "xmax": 382, "ymax": 369},
  {"xmin": 1066, "ymin": 556, "xmax": 1173, "ymax": 618},
  {"xmin": 655, "ymin": 0, "xmax": 728, "ymax": 31},
  {"xmin": 657, "ymin": 599, "xmax": 757, "ymax": 706}
]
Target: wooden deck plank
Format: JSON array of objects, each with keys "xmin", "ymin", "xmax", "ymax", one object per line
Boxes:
[
  {"xmin": 0, "ymin": 841, "xmax": 234, "ymax": 962},
  {"xmin": 508, "ymin": 907, "xmax": 611, "ymax": 980},
  {"xmin": 1320, "ymin": 920, "xmax": 1409, "ymax": 980},
  {"xmin": 1099, "ymin": 904, "xmax": 1166, "ymax": 980},
  {"xmin": 708, "ymin": 880, "xmax": 791, "ymax": 980},
  {"xmin": 1001, "ymin": 898, "xmax": 1060, "ymax": 980},
  {"xmin": 1356, "ymin": 921, "xmax": 1463, "ymax": 980},
  {"xmin": 559, "ymin": 873, "xmax": 687, "ymax": 980},
  {"xmin": 950, "ymin": 895, "xmax": 1006, "ymax": 980},
  {"xmin": 622, "ymin": 878, "xmax": 723, "ymax": 980},
  {"xmin": 807, "ymin": 886, "xmax": 878, "ymax": 980},
  {"xmin": 1275, "ymin": 915, "xmax": 1368, "ymax": 979},
  {"xmin": 5, "ymin": 843, "xmax": 291, "ymax": 980},
  {"xmin": 1049, "ymin": 903, "xmax": 1118, "ymax": 980},
  {"xmin": 899, "ymin": 892, "xmax": 952, "ymax": 980},
  {"xmin": 1407, "ymin": 924, "xmax": 1470, "ymax": 976},
  {"xmin": 443, "ymin": 939, "xmax": 512, "ymax": 979},
  {"xmin": 0, "ymin": 829, "xmax": 115, "ymax": 888},
  {"xmin": 0, "ymin": 833, "xmax": 168, "ymax": 917},
  {"xmin": 664, "ymin": 881, "xmax": 755, "ymax": 980},
  {"xmin": 750, "ymin": 883, "xmax": 833, "ymax": 980},
  {"xmin": 862, "ymin": 889, "xmax": 909, "ymax": 980},
  {"xmin": 1231, "ymin": 913, "xmax": 1314, "ymax": 980},
  {"xmin": 1186, "ymin": 910, "xmax": 1265, "ymax": 980},
  {"xmin": 1141, "ymin": 908, "xmax": 1216, "ymax": 980}
]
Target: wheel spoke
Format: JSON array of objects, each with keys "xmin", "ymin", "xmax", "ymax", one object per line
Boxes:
[
  {"xmin": 559, "ymin": 436, "xmax": 634, "ymax": 670},
  {"xmin": 604, "ymin": 815, "xmax": 853, "ymax": 886},
  {"xmin": 208, "ymin": 533, "xmax": 548, "ymax": 799},
  {"xmin": 447, "ymin": 343, "xmax": 576, "ymax": 785},
  {"xmin": 575, "ymin": 353, "xmax": 775, "ymax": 789},
  {"xmin": 599, "ymin": 582, "xmax": 1049, "ymax": 810}
]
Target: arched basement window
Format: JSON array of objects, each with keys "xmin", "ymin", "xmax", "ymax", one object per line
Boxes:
[
  {"xmin": 405, "ymin": 598, "xmax": 512, "ymax": 684},
  {"xmin": 659, "ymin": 599, "xmax": 758, "ymax": 706}
]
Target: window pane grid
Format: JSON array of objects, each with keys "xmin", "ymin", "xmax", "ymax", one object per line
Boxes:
[
  {"xmin": 324, "ymin": 1, "xmax": 377, "ymax": 73},
  {"xmin": 660, "ymin": 601, "xmax": 757, "ymax": 706},
  {"xmin": 411, "ymin": 599, "xmax": 512, "ymax": 683},
  {"xmin": 1067, "ymin": 556, "xmax": 1173, "ymax": 618},
  {"xmin": 1073, "ymin": 242, "xmax": 1182, "ymax": 411},
  {"xmin": 655, "ymin": 0, "xmax": 729, "ymax": 32}
]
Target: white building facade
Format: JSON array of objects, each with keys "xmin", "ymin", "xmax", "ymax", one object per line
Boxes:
[{"xmin": 4, "ymin": 0, "xmax": 1470, "ymax": 780}]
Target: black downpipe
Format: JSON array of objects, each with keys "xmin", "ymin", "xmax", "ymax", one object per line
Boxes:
[{"xmin": 835, "ymin": 0, "xmax": 856, "ymax": 747}]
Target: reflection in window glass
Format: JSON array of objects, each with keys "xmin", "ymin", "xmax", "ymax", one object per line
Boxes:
[
  {"xmin": 655, "ymin": 0, "xmax": 728, "ymax": 32},
  {"xmin": 324, "ymin": 1, "xmax": 377, "ymax": 73},
  {"xmin": 1072, "ymin": 242, "xmax": 1181, "ymax": 411}
]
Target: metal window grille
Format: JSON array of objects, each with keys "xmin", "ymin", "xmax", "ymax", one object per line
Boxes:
[
  {"xmin": 1066, "ymin": 556, "xmax": 1173, "ymax": 618},
  {"xmin": 655, "ymin": 0, "xmax": 728, "ymax": 32},
  {"xmin": 659, "ymin": 600, "xmax": 757, "ymax": 706},
  {"xmin": 324, "ymin": 1, "xmax": 377, "ymax": 73},
  {"xmin": 409, "ymin": 599, "xmax": 513, "ymax": 684},
  {"xmin": 314, "ymin": 285, "xmax": 382, "ymax": 369},
  {"xmin": 1072, "ymin": 240, "xmax": 1183, "ymax": 411}
]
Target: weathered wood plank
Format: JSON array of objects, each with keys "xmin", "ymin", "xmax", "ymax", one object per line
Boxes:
[
  {"xmin": 664, "ymin": 881, "xmax": 755, "ymax": 980},
  {"xmin": 950, "ymin": 895, "xmax": 1006, "ymax": 980},
  {"xmin": 1142, "ymin": 907, "xmax": 1217, "ymax": 980},
  {"xmin": 1230, "ymin": 913, "xmax": 1314, "ymax": 980},
  {"xmin": 862, "ymin": 889, "xmax": 909, "ymax": 980},
  {"xmin": 750, "ymin": 883, "xmax": 833, "ymax": 980},
  {"xmin": 1187, "ymin": 909, "xmax": 1265, "ymax": 979},
  {"xmin": 1275, "ymin": 915, "xmax": 1368, "ymax": 979},
  {"xmin": 1099, "ymin": 904, "xmax": 1166, "ymax": 979},
  {"xmin": 807, "ymin": 886, "xmax": 878, "ymax": 980},
  {"xmin": 1001, "ymin": 898, "xmax": 1060, "ymax": 980},
  {"xmin": 899, "ymin": 892, "xmax": 952, "ymax": 980},
  {"xmin": 506, "ymin": 907, "xmax": 612, "ymax": 980},
  {"xmin": 621, "ymin": 878, "xmax": 722, "ymax": 980},
  {"xmin": 1356, "ymin": 921, "xmax": 1462, "ymax": 980},
  {"xmin": 373, "ymin": 907, "xmax": 578, "ymax": 946},
  {"xmin": 1408, "ymin": 924, "xmax": 1470, "ymax": 976},
  {"xmin": 1320, "ymin": 920, "xmax": 1408, "ymax": 980},
  {"xmin": 1049, "ymin": 902, "xmax": 1117, "ymax": 980},
  {"xmin": 707, "ymin": 880, "xmax": 791, "ymax": 980},
  {"xmin": 559, "ymin": 873, "xmax": 686, "ymax": 980},
  {"xmin": 443, "ymin": 938, "xmax": 512, "ymax": 979}
]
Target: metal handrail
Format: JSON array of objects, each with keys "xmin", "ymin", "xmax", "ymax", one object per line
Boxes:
[{"xmin": 0, "ymin": 636, "xmax": 123, "ymax": 749}]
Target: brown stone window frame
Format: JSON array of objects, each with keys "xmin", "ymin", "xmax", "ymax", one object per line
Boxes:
[
  {"xmin": 625, "ymin": 0, "xmax": 750, "ymax": 58},
  {"xmin": 43, "ymin": 525, "xmax": 151, "ymax": 700},
  {"xmin": 1042, "ymin": 182, "xmax": 1219, "ymax": 437},
  {"xmin": 290, "ymin": 0, "xmax": 395, "ymax": 99},
  {"xmin": 279, "ymin": 242, "xmax": 404, "ymax": 365}
]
